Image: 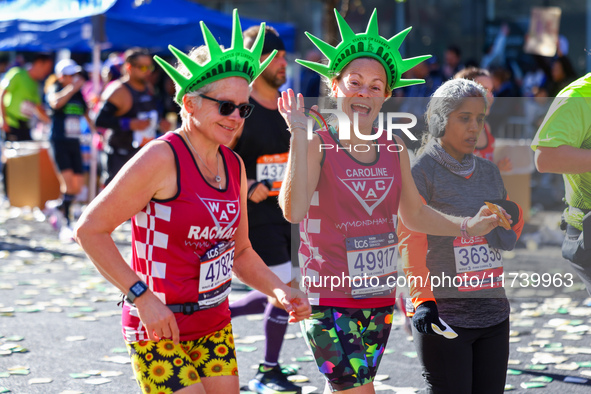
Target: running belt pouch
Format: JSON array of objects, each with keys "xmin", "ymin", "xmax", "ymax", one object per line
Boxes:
[{"xmin": 561, "ymin": 228, "xmax": 591, "ymax": 264}]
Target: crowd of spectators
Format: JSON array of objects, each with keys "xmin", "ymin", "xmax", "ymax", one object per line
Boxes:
[{"xmin": 0, "ymin": 27, "xmax": 585, "ymax": 233}]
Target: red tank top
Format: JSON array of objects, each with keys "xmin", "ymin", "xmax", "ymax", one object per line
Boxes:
[
  {"xmin": 299, "ymin": 128, "xmax": 402, "ymax": 308},
  {"xmin": 122, "ymin": 131, "xmax": 242, "ymax": 342}
]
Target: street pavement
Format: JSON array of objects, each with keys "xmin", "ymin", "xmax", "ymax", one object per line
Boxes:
[{"xmin": 2, "ymin": 203, "xmax": 591, "ymax": 393}]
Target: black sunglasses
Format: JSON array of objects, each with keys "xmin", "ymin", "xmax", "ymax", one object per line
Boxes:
[{"xmin": 199, "ymin": 94, "xmax": 254, "ymax": 119}]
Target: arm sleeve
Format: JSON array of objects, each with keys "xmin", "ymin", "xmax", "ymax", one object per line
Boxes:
[
  {"xmin": 398, "ymin": 194, "xmax": 436, "ymax": 309},
  {"xmin": 494, "ymin": 163, "xmax": 524, "ymax": 239},
  {"xmin": 494, "ymin": 165, "xmax": 523, "ymax": 238},
  {"xmin": 486, "ymin": 195, "xmax": 524, "ymax": 238},
  {"xmin": 95, "ymin": 100, "xmax": 128, "ymax": 131},
  {"xmin": 397, "ymin": 163, "xmax": 436, "ymax": 309},
  {"xmin": 504, "ymin": 196, "xmax": 524, "ymax": 239}
]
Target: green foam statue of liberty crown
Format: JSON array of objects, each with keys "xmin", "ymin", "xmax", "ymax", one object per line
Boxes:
[
  {"xmin": 154, "ymin": 9, "xmax": 277, "ymax": 105},
  {"xmin": 296, "ymin": 8, "xmax": 431, "ymax": 91}
]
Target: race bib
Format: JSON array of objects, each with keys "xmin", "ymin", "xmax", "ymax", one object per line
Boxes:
[
  {"xmin": 64, "ymin": 116, "xmax": 82, "ymax": 138},
  {"xmin": 198, "ymin": 241, "xmax": 235, "ymax": 308},
  {"xmin": 453, "ymin": 236, "xmax": 503, "ymax": 292},
  {"xmin": 346, "ymin": 232, "xmax": 398, "ymax": 298},
  {"xmin": 133, "ymin": 110, "xmax": 158, "ymax": 148},
  {"xmin": 19, "ymin": 100, "xmax": 36, "ymax": 118},
  {"xmin": 256, "ymin": 153, "xmax": 288, "ymax": 196}
]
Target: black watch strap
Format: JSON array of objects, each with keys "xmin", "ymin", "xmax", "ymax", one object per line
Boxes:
[{"xmin": 127, "ymin": 281, "xmax": 148, "ymax": 303}]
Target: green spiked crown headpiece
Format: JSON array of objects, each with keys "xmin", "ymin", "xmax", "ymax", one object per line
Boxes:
[
  {"xmin": 154, "ymin": 9, "xmax": 277, "ymax": 105},
  {"xmin": 296, "ymin": 8, "xmax": 431, "ymax": 91}
]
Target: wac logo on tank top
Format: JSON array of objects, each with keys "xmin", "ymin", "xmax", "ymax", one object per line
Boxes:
[
  {"xmin": 187, "ymin": 197, "xmax": 240, "ymax": 240},
  {"xmin": 340, "ymin": 168, "xmax": 394, "ymax": 216}
]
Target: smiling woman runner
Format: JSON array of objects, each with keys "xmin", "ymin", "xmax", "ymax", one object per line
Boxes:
[
  {"xmin": 398, "ymin": 78, "xmax": 525, "ymax": 394},
  {"xmin": 278, "ymin": 8, "xmax": 505, "ymax": 394},
  {"xmin": 74, "ymin": 9, "xmax": 310, "ymax": 394}
]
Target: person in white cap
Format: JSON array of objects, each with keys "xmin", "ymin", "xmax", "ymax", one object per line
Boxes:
[{"xmin": 47, "ymin": 58, "xmax": 95, "ymax": 230}]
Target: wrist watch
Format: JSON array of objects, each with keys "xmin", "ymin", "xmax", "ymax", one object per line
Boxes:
[{"xmin": 127, "ymin": 281, "xmax": 148, "ymax": 303}]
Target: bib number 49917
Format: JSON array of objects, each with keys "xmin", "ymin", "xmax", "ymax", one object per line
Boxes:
[
  {"xmin": 352, "ymin": 247, "xmax": 397, "ymax": 273},
  {"xmin": 346, "ymin": 232, "xmax": 398, "ymax": 298}
]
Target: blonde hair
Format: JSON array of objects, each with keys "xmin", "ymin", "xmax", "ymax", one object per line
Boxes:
[{"xmin": 172, "ymin": 46, "xmax": 222, "ymax": 121}]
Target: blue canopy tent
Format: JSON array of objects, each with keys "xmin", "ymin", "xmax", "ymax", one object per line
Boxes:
[
  {"xmin": 0, "ymin": 0, "xmax": 296, "ymax": 52},
  {"xmin": 104, "ymin": 0, "xmax": 295, "ymax": 53},
  {"xmin": 0, "ymin": 0, "xmax": 295, "ymax": 199}
]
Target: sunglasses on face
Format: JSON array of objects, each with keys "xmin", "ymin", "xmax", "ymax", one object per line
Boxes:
[
  {"xmin": 133, "ymin": 64, "xmax": 155, "ymax": 72},
  {"xmin": 200, "ymin": 94, "xmax": 254, "ymax": 119}
]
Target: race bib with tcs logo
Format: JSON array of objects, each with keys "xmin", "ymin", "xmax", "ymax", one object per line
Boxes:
[
  {"xmin": 346, "ymin": 232, "xmax": 398, "ymax": 298},
  {"xmin": 198, "ymin": 240, "xmax": 235, "ymax": 309},
  {"xmin": 453, "ymin": 236, "xmax": 503, "ymax": 292}
]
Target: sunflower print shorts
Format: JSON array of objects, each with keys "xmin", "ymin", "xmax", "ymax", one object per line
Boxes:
[{"xmin": 126, "ymin": 323, "xmax": 238, "ymax": 393}]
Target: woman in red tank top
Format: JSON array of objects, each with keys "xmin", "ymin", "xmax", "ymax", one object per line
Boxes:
[
  {"xmin": 74, "ymin": 10, "xmax": 310, "ymax": 394},
  {"xmin": 277, "ymin": 8, "xmax": 508, "ymax": 394}
]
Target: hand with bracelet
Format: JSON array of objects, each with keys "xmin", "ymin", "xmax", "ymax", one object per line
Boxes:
[
  {"xmin": 277, "ymin": 89, "xmax": 319, "ymax": 134},
  {"xmin": 463, "ymin": 204, "xmax": 512, "ymax": 238}
]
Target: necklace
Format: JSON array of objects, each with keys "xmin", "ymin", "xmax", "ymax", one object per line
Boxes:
[{"xmin": 181, "ymin": 129, "xmax": 222, "ymax": 189}]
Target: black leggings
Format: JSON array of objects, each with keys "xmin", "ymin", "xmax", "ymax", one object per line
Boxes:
[{"xmin": 412, "ymin": 318, "xmax": 509, "ymax": 394}]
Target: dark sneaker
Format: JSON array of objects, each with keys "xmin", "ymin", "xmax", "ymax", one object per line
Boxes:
[{"xmin": 248, "ymin": 364, "xmax": 302, "ymax": 394}]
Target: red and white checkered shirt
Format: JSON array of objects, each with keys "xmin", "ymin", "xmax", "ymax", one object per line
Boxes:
[{"xmin": 122, "ymin": 132, "xmax": 241, "ymax": 343}]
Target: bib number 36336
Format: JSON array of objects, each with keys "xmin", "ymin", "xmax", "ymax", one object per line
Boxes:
[{"xmin": 453, "ymin": 236, "xmax": 503, "ymax": 292}]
